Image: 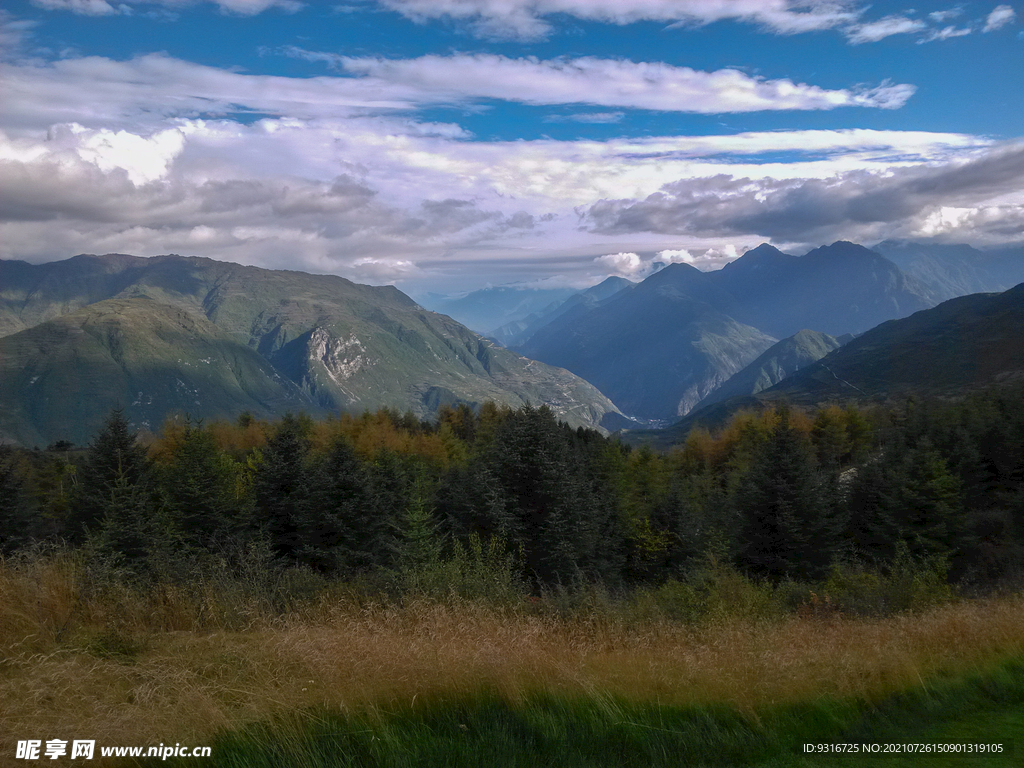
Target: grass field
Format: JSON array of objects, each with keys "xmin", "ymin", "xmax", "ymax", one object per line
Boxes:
[{"xmin": 2, "ymin": 554, "xmax": 1022, "ymax": 766}]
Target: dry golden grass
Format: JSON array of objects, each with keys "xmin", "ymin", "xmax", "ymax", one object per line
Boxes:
[{"xmin": 3, "ymin": 553, "xmax": 1024, "ymax": 759}]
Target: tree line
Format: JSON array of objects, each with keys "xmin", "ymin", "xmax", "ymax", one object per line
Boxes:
[{"xmin": 2, "ymin": 386, "xmax": 1023, "ymax": 592}]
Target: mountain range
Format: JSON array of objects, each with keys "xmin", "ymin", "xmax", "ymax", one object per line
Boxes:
[
  {"xmin": 636, "ymin": 281, "xmax": 1024, "ymax": 446},
  {"xmin": 0, "ymin": 254, "xmax": 622, "ymax": 446},
  {"xmin": 3, "ymin": 239, "xmax": 1021, "ymax": 447},
  {"xmin": 514, "ymin": 241, "xmax": 931, "ymax": 422}
]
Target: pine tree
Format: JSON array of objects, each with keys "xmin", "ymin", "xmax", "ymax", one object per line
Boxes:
[
  {"xmin": 0, "ymin": 447, "xmax": 36, "ymax": 554},
  {"xmin": 734, "ymin": 410, "xmax": 838, "ymax": 580},
  {"xmin": 251, "ymin": 415, "xmax": 310, "ymax": 563},
  {"xmin": 847, "ymin": 441, "xmax": 964, "ymax": 564},
  {"xmin": 69, "ymin": 408, "xmax": 151, "ymax": 540},
  {"xmin": 298, "ymin": 437, "xmax": 381, "ymax": 574},
  {"xmin": 160, "ymin": 422, "xmax": 245, "ymax": 551}
]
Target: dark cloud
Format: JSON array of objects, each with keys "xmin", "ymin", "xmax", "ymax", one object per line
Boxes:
[{"xmin": 586, "ymin": 142, "xmax": 1024, "ymax": 244}]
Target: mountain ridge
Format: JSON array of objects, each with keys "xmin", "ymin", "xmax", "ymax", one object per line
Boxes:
[{"xmin": 0, "ymin": 254, "xmax": 622, "ymax": 446}]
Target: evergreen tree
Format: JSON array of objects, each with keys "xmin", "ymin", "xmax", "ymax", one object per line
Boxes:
[
  {"xmin": 734, "ymin": 410, "xmax": 839, "ymax": 580},
  {"xmin": 847, "ymin": 440, "xmax": 964, "ymax": 564},
  {"xmin": 160, "ymin": 422, "xmax": 246, "ymax": 551},
  {"xmin": 0, "ymin": 447, "xmax": 36, "ymax": 554},
  {"xmin": 69, "ymin": 408, "xmax": 151, "ymax": 540},
  {"xmin": 251, "ymin": 414, "xmax": 311, "ymax": 563},
  {"xmin": 91, "ymin": 460, "xmax": 160, "ymax": 570},
  {"xmin": 298, "ymin": 437, "xmax": 382, "ymax": 574}
]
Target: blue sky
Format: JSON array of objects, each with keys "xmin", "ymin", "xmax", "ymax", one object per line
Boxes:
[{"xmin": 1, "ymin": 0, "xmax": 1021, "ymax": 292}]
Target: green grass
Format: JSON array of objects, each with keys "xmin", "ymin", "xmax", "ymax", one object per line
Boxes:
[{"xmin": 159, "ymin": 658, "xmax": 1024, "ymax": 768}]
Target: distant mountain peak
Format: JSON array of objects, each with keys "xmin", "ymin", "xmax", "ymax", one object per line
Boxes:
[{"xmin": 720, "ymin": 243, "xmax": 791, "ymax": 272}]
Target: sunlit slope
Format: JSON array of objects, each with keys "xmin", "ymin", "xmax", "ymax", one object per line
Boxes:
[
  {"xmin": 0, "ymin": 297, "xmax": 317, "ymax": 446},
  {"xmin": 693, "ymin": 329, "xmax": 844, "ymax": 412},
  {"xmin": 0, "ymin": 254, "xmax": 622, "ymax": 444}
]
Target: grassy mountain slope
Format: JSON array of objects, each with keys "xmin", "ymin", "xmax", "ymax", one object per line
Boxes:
[
  {"xmin": 637, "ymin": 283, "xmax": 1024, "ymax": 446},
  {"xmin": 0, "ymin": 255, "xmax": 622, "ymax": 445},
  {"xmin": 764, "ymin": 283, "xmax": 1024, "ymax": 403},
  {"xmin": 692, "ymin": 329, "xmax": 843, "ymax": 412},
  {"xmin": 0, "ymin": 297, "xmax": 318, "ymax": 446}
]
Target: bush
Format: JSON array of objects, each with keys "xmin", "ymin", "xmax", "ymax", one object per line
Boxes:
[{"xmin": 823, "ymin": 547, "xmax": 953, "ymax": 616}]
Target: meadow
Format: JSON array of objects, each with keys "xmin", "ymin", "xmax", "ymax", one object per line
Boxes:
[{"xmin": 2, "ymin": 550, "xmax": 1022, "ymax": 766}]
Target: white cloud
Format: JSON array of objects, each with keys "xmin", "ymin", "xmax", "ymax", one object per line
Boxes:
[
  {"xmin": 337, "ymin": 53, "xmax": 914, "ymax": 113},
  {"xmin": 0, "ymin": 51, "xmax": 916, "ymax": 147},
  {"xmin": 918, "ymin": 25, "xmax": 973, "ymax": 43},
  {"xmin": 378, "ymin": 0, "xmax": 861, "ymax": 40},
  {"xmin": 586, "ymin": 141, "xmax": 1024, "ymax": 250},
  {"xmin": 928, "ymin": 9, "xmax": 964, "ymax": 23},
  {"xmin": 46, "ymin": 123, "xmax": 188, "ymax": 184},
  {"xmin": 0, "ymin": 11, "xmax": 37, "ymax": 53},
  {"xmin": 594, "ymin": 251, "xmax": 642, "ymax": 276},
  {"xmin": 544, "ymin": 112, "xmax": 624, "ymax": 124},
  {"xmin": 31, "ymin": 0, "xmax": 302, "ymax": 15},
  {"xmin": 983, "ymin": 5, "xmax": 1016, "ymax": 32},
  {"xmin": 846, "ymin": 15, "xmax": 926, "ymax": 43},
  {"xmin": 655, "ymin": 248, "xmax": 695, "ymax": 265},
  {"xmin": 0, "ymin": 44, "xmax": 1014, "ymax": 290},
  {"xmin": 31, "ymin": 0, "xmax": 119, "ymax": 15}
]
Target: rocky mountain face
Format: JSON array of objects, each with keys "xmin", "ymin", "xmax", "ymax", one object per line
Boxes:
[
  {"xmin": 0, "ymin": 254, "xmax": 622, "ymax": 446},
  {"xmin": 514, "ymin": 242, "xmax": 932, "ymax": 422}
]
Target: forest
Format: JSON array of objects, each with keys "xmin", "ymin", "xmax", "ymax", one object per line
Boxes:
[{"xmin": 3, "ymin": 384, "xmax": 1023, "ymax": 611}]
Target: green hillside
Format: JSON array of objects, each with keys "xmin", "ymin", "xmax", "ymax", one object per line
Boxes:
[
  {"xmin": 0, "ymin": 255, "xmax": 622, "ymax": 445},
  {"xmin": 638, "ymin": 283, "xmax": 1024, "ymax": 446},
  {"xmin": 693, "ymin": 329, "xmax": 843, "ymax": 411}
]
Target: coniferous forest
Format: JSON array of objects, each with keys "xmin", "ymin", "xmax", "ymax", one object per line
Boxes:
[
  {"xmin": 4, "ymin": 385, "xmax": 1023, "ymax": 603},
  {"xmin": 5, "ymin": 391, "xmax": 1024, "ymax": 766}
]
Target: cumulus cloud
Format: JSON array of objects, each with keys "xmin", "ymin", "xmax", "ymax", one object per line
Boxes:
[
  {"xmin": 655, "ymin": 248, "xmax": 695, "ymax": 265},
  {"xmin": 594, "ymin": 251, "xmax": 643, "ymax": 276},
  {"xmin": 0, "ymin": 40, "xmax": 1014, "ymax": 290},
  {"xmin": 336, "ymin": 53, "xmax": 915, "ymax": 113},
  {"xmin": 378, "ymin": 0, "xmax": 861, "ymax": 40},
  {"xmin": 983, "ymin": 5, "xmax": 1016, "ymax": 32},
  {"xmin": 0, "ymin": 112, "xmax": 1005, "ymax": 284}
]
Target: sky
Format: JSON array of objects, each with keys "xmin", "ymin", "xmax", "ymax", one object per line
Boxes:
[{"xmin": 1, "ymin": 0, "xmax": 1022, "ymax": 294}]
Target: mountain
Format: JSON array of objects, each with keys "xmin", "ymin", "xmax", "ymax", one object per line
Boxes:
[
  {"xmin": 517, "ymin": 263, "xmax": 776, "ymax": 422},
  {"xmin": 713, "ymin": 241, "xmax": 931, "ymax": 338},
  {"xmin": 762, "ymin": 283, "xmax": 1024, "ymax": 404},
  {"xmin": 691, "ymin": 329, "xmax": 844, "ymax": 412},
  {"xmin": 872, "ymin": 240, "xmax": 1024, "ymax": 303},
  {"xmin": 488, "ymin": 276, "xmax": 634, "ymax": 348},
  {"xmin": 415, "ymin": 285, "xmax": 577, "ymax": 335},
  {"xmin": 515, "ymin": 242, "xmax": 932, "ymax": 422},
  {"xmin": 640, "ymin": 283, "xmax": 1024, "ymax": 446},
  {"xmin": 0, "ymin": 297, "xmax": 318, "ymax": 448},
  {"xmin": 0, "ymin": 254, "xmax": 623, "ymax": 446}
]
